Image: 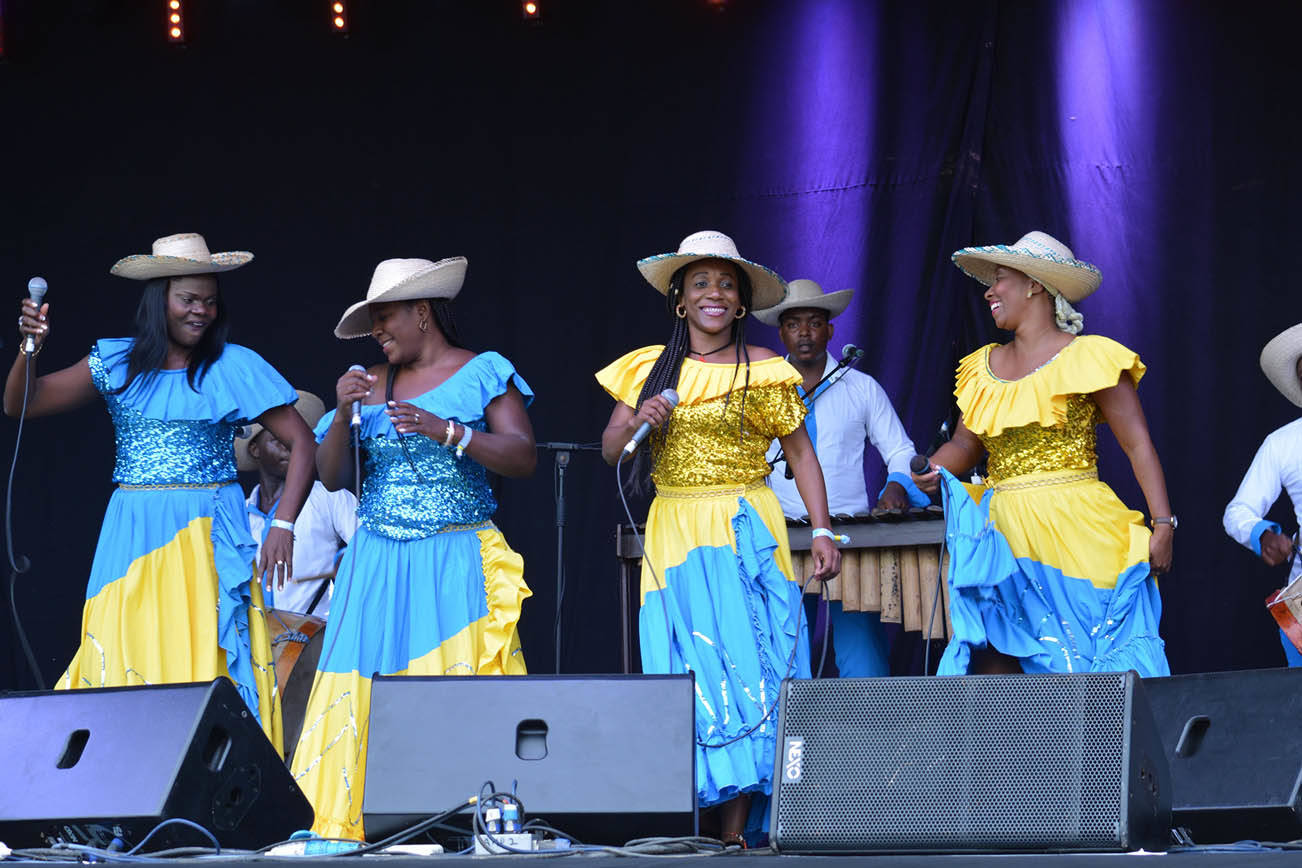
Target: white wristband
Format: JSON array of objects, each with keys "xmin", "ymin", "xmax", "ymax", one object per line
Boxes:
[
  {"xmin": 270, "ymin": 518, "xmax": 295, "ymax": 533},
  {"xmin": 811, "ymin": 527, "xmax": 849, "ymax": 545},
  {"xmin": 455, "ymin": 425, "xmax": 474, "ymax": 459}
]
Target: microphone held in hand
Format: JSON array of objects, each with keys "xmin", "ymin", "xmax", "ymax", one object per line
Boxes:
[
  {"xmin": 909, "ymin": 454, "xmax": 932, "ymax": 475},
  {"xmin": 623, "ymin": 388, "xmax": 680, "ymax": 455},
  {"xmin": 348, "ymin": 364, "xmax": 367, "ymax": 428},
  {"xmin": 25, "ymin": 277, "xmax": 48, "ymax": 355}
]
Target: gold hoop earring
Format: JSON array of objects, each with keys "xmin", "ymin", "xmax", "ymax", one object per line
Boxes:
[
  {"xmin": 1026, "ymin": 289, "xmax": 1033, "ymax": 298},
  {"xmin": 734, "ymin": 307, "xmax": 747, "ymax": 319},
  {"xmin": 419, "ymin": 319, "xmax": 429, "ymax": 333},
  {"xmin": 675, "ymin": 304, "xmax": 687, "ymax": 319}
]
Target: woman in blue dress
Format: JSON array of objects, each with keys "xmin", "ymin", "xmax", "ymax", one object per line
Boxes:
[
  {"xmin": 4, "ymin": 232, "xmax": 316, "ymax": 749},
  {"xmin": 290, "ymin": 256, "xmax": 535, "ymax": 840}
]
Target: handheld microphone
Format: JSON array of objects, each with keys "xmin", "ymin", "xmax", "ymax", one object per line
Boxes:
[
  {"xmin": 25, "ymin": 277, "xmax": 47, "ymax": 355},
  {"xmin": 909, "ymin": 454, "xmax": 932, "ymax": 475},
  {"xmin": 623, "ymin": 388, "xmax": 680, "ymax": 455},
  {"xmin": 841, "ymin": 343, "xmax": 864, "ymax": 361},
  {"xmin": 348, "ymin": 364, "xmax": 366, "ymax": 428}
]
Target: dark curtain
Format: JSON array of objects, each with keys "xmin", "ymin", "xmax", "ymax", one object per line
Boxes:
[{"xmin": 1, "ymin": 0, "xmax": 1299, "ymax": 690}]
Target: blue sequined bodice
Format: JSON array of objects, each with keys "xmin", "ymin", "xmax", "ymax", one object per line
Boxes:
[
  {"xmin": 91, "ymin": 347, "xmax": 238, "ymax": 485},
  {"xmin": 359, "ymin": 422, "xmax": 494, "ymax": 540}
]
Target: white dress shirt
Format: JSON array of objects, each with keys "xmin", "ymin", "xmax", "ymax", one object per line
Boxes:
[
  {"xmin": 1224, "ymin": 417, "xmax": 1302, "ymax": 583},
  {"xmin": 767, "ymin": 352, "xmax": 916, "ymax": 518},
  {"xmin": 248, "ymin": 479, "xmax": 358, "ymax": 617}
]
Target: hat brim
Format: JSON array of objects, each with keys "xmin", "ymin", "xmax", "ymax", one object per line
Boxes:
[
  {"xmin": 335, "ymin": 258, "xmax": 467, "ymax": 339},
  {"xmin": 752, "ymin": 288, "xmax": 854, "ymax": 326},
  {"xmin": 951, "ymin": 246, "xmax": 1101, "ymax": 303},
  {"xmin": 235, "ymin": 391, "xmax": 326, "ymax": 471},
  {"xmin": 110, "ymin": 251, "xmax": 253, "ymax": 280},
  {"xmin": 636, "ymin": 253, "xmax": 787, "ymax": 310},
  {"xmin": 1261, "ymin": 324, "xmax": 1302, "ymax": 408}
]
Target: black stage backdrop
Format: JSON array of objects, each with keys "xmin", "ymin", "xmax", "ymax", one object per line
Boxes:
[{"xmin": 1, "ymin": 0, "xmax": 1299, "ymax": 689}]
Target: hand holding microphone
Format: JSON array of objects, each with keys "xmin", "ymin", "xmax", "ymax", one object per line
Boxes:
[
  {"xmin": 19, "ymin": 277, "xmax": 49, "ymax": 356},
  {"xmin": 335, "ymin": 364, "xmax": 375, "ymax": 428},
  {"xmin": 624, "ymin": 388, "xmax": 680, "ymax": 455},
  {"xmin": 910, "ymin": 453, "xmax": 942, "ymax": 495}
]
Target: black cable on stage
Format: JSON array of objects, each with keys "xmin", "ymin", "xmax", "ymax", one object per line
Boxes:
[{"xmin": 5, "ymin": 356, "xmax": 45, "ymax": 688}]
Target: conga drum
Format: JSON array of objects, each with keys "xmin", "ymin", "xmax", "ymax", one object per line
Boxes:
[{"xmin": 265, "ymin": 608, "xmax": 326, "ymax": 764}]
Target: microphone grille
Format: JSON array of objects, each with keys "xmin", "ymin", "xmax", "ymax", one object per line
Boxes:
[
  {"xmin": 661, "ymin": 388, "xmax": 681, "ymax": 409},
  {"xmin": 27, "ymin": 277, "xmax": 48, "ymax": 302}
]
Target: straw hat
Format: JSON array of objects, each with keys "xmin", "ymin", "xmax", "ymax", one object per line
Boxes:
[
  {"xmin": 110, "ymin": 233, "xmax": 253, "ymax": 280},
  {"xmin": 236, "ymin": 390, "xmax": 326, "ymax": 472},
  {"xmin": 752, "ymin": 278, "xmax": 853, "ymax": 326},
  {"xmin": 636, "ymin": 230, "xmax": 787, "ymax": 311},
  {"xmin": 335, "ymin": 257, "xmax": 467, "ymax": 339},
  {"xmin": 1261, "ymin": 324, "xmax": 1302, "ymax": 408},
  {"xmin": 951, "ymin": 230, "xmax": 1101, "ymax": 303}
]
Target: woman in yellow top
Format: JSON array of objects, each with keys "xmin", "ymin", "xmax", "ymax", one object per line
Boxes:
[
  {"xmin": 597, "ymin": 230, "xmax": 839, "ymax": 845},
  {"xmin": 913, "ymin": 231, "xmax": 1174, "ymax": 677}
]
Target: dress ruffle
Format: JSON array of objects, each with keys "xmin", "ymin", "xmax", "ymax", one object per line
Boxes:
[
  {"xmin": 956, "ymin": 335, "xmax": 1145, "ymax": 437},
  {"xmin": 94, "ymin": 338, "xmax": 297, "ymax": 424},
  {"xmin": 596, "ymin": 345, "xmax": 800, "ymax": 408},
  {"xmin": 314, "ymin": 351, "xmax": 533, "ymax": 443}
]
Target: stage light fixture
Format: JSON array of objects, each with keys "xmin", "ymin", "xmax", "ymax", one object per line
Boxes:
[
  {"xmin": 167, "ymin": 0, "xmax": 184, "ymax": 43},
  {"xmin": 331, "ymin": 0, "xmax": 348, "ymax": 33},
  {"xmin": 522, "ymin": 1, "xmax": 541, "ymax": 22}
]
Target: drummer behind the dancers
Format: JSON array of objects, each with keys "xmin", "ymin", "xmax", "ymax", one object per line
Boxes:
[
  {"xmin": 237, "ymin": 389, "xmax": 357, "ymax": 618},
  {"xmin": 758, "ymin": 278, "xmax": 924, "ymax": 677},
  {"xmin": 1223, "ymin": 323, "xmax": 1302, "ymax": 667}
]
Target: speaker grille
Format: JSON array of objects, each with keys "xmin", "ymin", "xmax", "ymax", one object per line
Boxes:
[{"xmin": 774, "ymin": 674, "xmax": 1129, "ymax": 851}]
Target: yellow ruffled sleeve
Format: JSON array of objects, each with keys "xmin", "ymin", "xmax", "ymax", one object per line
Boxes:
[
  {"xmin": 956, "ymin": 335, "xmax": 1145, "ymax": 437},
  {"xmin": 594, "ymin": 348, "xmax": 804, "ymax": 409},
  {"xmin": 595, "ymin": 345, "xmax": 664, "ymax": 408}
]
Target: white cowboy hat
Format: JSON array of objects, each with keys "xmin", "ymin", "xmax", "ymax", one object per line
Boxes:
[
  {"xmin": 110, "ymin": 232, "xmax": 253, "ymax": 280},
  {"xmin": 334, "ymin": 257, "xmax": 467, "ymax": 339},
  {"xmin": 752, "ymin": 278, "xmax": 854, "ymax": 326},
  {"xmin": 951, "ymin": 230, "xmax": 1101, "ymax": 303},
  {"xmin": 636, "ymin": 230, "xmax": 787, "ymax": 311},
  {"xmin": 235, "ymin": 390, "xmax": 326, "ymax": 472},
  {"xmin": 1261, "ymin": 324, "xmax": 1302, "ymax": 408}
]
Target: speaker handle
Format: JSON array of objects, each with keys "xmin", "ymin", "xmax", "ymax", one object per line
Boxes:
[{"xmin": 1174, "ymin": 715, "xmax": 1210, "ymax": 758}]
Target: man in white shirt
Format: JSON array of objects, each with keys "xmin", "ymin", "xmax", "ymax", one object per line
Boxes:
[
  {"xmin": 1224, "ymin": 323, "xmax": 1302, "ymax": 666},
  {"xmin": 238, "ymin": 390, "xmax": 357, "ymax": 618},
  {"xmin": 758, "ymin": 279, "xmax": 926, "ymax": 676}
]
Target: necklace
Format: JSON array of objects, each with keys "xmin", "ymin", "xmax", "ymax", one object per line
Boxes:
[{"xmin": 689, "ymin": 340, "xmax": 735, "ymax": 359}]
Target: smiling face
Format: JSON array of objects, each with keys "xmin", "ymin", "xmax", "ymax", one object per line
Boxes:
[
  {"xmin": 368, "ymin": 299, "xmax": 431, "ymax": 363},
  {"xmin": 778, "ymin": 307, "xmax": 834, "ymax": 364},
  {"xmin": 166, "ymin": 275, "xmax": 220, "ymax": 349},
  {"xmin": 983, "ymin": 265, "xmax": 1041, "ymax": 330},
  {"xmin": 679, "ymin": 258, "xmax": 742, "ymax": 338}
]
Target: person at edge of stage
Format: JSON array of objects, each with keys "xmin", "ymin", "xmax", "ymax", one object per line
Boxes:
[
  {"xmin": 596, "ymin": 230, "xmax": 840, "ymax": 847},
  {"xmin": 289, "ymin": 256, "xmax": 535, "ymax": 840},
  {"xmin": 237, "ymin": 389, "xmax": 357, "ymax": 618},
  {"xmin": 4, "ymin": 232, "xmax": 315, "ymax": 750},
  {"xmin": 756, "ymin": 278, "xmax": 925, "ymax": 678},
  {"xmin": 911, "ymin": 230, "xmax": 1174, "ymax": 677},
  {"xmin": 1223, "ymin": 323, "xmax": 1302, "ymax": 667}
]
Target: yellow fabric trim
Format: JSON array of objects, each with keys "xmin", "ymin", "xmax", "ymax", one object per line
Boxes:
[
  {"xmin": 595, "ymin": 345, "xmax": 801, "ymax": 407},
  {"xmin": 57, "ymin": 516, "xmax": 282, "ymax": 753},
  {"xmin": 956, "ymin": 334, "xmax": 1146, "ymax": 437}
]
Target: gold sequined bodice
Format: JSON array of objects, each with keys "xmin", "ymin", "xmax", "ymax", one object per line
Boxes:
[
  {"xmin": 650, "ymin": 383, "xmax": 806, "ymax": 488},
  {"xmin": 980, "ymin": 393, "xmax": 1100, "ymax": 483}
]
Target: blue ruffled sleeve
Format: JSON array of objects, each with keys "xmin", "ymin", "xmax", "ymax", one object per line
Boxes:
[
  {"xmin": 313, "ymin": 351, "xmax": 533, "ymax": 443},
  {"xmin": 93, "ymin": 338, "xmax": 297, "ymax": 424}
]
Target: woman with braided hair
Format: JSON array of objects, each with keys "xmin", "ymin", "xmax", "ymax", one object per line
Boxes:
[{"xmin": 597, "ymin": 231, "xmax": 839, "ymax": 845}]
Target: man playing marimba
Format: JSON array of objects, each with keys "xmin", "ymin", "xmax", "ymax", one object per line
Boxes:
[{"xmin": 759, "ymin": 279, "xmax": 925, "ymax": 676}]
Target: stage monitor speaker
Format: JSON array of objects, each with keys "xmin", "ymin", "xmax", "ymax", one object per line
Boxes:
[
  {"xmin": 1143, "ymin": 667, "xmax": 1302, "ymax": 844},
  {"xmin": 364, "ymin": 674, "xmax": 696, "ymax": 845},
  {"xmin": 770, "ymin": 672, "xmax": 1170, "ymax": 853},
  {"xmin": 0, "ymin": 678, "xmax": 313, "ymax": 850}
]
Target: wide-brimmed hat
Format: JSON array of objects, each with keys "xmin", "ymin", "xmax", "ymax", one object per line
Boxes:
[
  {"xmin": 236, "ymin": 390, "xmax": 326, "ymax": 472},
  {"xmin": 752, "ymin": 278, "xmax": 853, "ymax": 326},
  {"xmin": 1261, "ymin": 324, "xmax": 1302, "ymax": 408},
  {"xmin": 110, "ymin": 232, "xmax": 253, "ymax": 280},
  {"xmin": 951, "ymin": 230, "xmax": 1101, "ymax": 303},
  {"xmin": 335, "ymin": 257, "xmax": 467, "ymax": 339},
  {"xmin": 636, "ymin": 230, "xmax": 787, "ymax": 311}
]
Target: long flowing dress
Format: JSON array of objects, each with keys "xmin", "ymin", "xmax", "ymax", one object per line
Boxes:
[
  {"xmin": 290, "ymin": 352, "xmax": 533, "ymax": 841},
  {"xmin": 936, "ymin": 335, "xmax": 1169, "ymax": 677},
  {"xmin": 58, "ymin": 338, "xmax": 297, "ymax": 749},
  {"xmin": 596, "ymin": 346, "xmax": 811, "ymax": 810}
]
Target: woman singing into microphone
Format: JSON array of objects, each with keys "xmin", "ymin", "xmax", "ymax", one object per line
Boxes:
[
  {"xmin": 5, "ymin": 232, "xmax": 315, "ymax": 748},
  {"xmin": 597, "ymin": 230, "xmax": 839, "ymax": 846}
]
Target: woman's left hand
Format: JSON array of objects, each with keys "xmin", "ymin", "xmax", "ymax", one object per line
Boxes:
[
  {"xmin": 387, "ymin": 400, "xmax": 450, "ymax": 440},
  {"xmin": 259, "ymin": 526, "xmax": 294, "ymax": 592},
  {"xmin": 809, "ymin": 536, "xmax": 841, "ymax": 582},
  {"xmin": 1149, "ymin": 524, "xmax": 1173, "ymax": 576}
]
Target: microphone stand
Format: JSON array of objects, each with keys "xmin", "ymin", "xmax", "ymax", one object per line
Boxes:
[
  {"xmin": 770, "ymin": 350, "xmax": 865, "ymax": 477},
  {"xmin": 537, "ymin": 441, "xmax": 603, "ymax": 674}
]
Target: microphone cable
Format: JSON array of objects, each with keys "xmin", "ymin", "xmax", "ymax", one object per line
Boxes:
[{"xmin": 5, "ymin": 354, "xmax": 46, "ymax": 687}]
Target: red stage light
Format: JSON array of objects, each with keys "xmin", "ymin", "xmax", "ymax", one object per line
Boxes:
[
  {"xmin": 331, "ymin": 0, "xmax": 349, "ymax": 33},
  {"xmin": 522, "ymin": 1, "xmax": 541, "ymax": 21},
  {"xmin": 167, "ymin": 0, "xmax": 184, "ymax": 43}
]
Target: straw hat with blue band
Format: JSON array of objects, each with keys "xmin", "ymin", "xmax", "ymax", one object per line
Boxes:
[
  {"xmin": 110, "ymin": 232, "xmax": 253, "ymax": 280},
  {"xmin": 636, "ymin": 230, "xmax": 788, "ymax": 311},
  {"xmin": 950, "ymin": 230, "xmax": 1101, "ymax": 303}
]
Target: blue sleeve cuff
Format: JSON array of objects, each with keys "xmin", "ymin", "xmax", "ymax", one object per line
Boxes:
[
  {"xmin": 881, "ymin": 472, "xmax": 931, "ymax": 508},
  {"xmin": 1251, "ymin": 520, "xmax": 1283, "ymax": 556}
]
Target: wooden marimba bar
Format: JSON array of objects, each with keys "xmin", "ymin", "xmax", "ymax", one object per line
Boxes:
[{"xmin": 615, "ymin": 507, "xmax": 951, "ymax": 674}]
